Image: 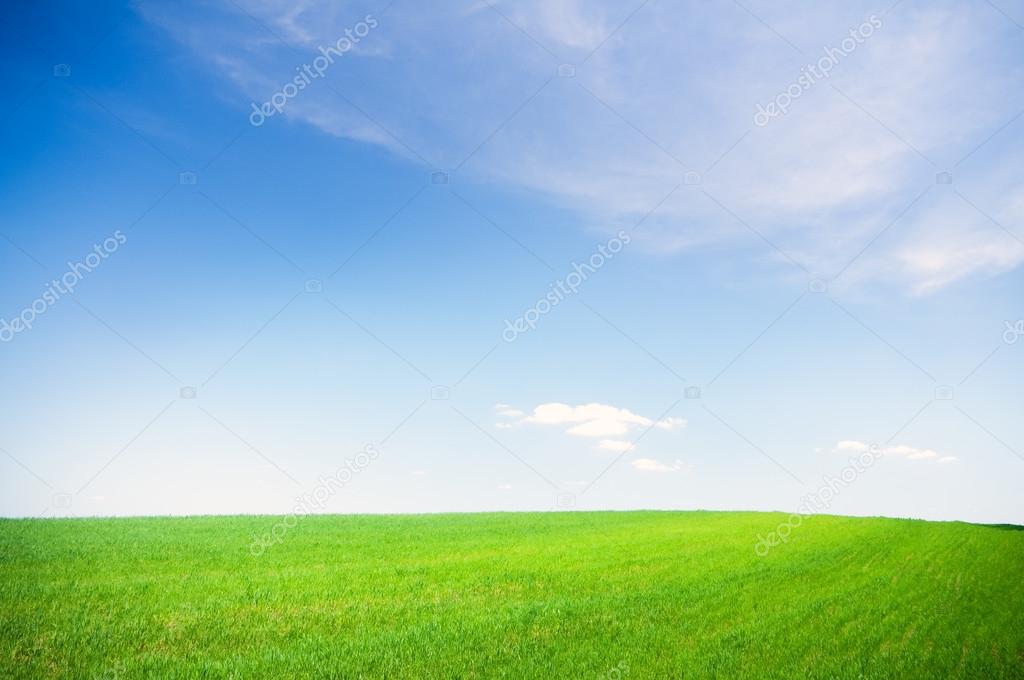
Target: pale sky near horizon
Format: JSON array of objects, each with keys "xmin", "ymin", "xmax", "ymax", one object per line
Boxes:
[{"xmin": 1, "ymin": 0, "xmax": 1022, "ymax": 523}]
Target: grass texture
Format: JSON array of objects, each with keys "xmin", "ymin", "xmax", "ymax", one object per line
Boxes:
[{"xmin": 1, "ymin": 511, "xmax": 1022, "ymax": 678}]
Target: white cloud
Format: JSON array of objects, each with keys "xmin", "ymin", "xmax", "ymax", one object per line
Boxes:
[
  {"xmin": 494, "ymin": 403, "xmax": 525, "ymax": 418},
  {"xmin": 566, "ymin": 419, "xmax": 631, "ymax": 437},
  {"xmin": 524, "ymin": 402, "xmax": 649, "ymax": 426},
  {"xmin": 831, "ymin": 441, "xmax": 954, "ymax": 463},
  {"xmin": 521, "ymin": 402, "xmax": 687, "ymax": 439},
  {"xmin": 655, "ymin": 417, "xmax": 687, "ymax": 431},
  {"xmin": 632, "ymin": 458, "xmax": 690, "ymax": 472},
  {"xmin": 145, "ymin": 0, "xmax": 1024, "ymax": 294}
]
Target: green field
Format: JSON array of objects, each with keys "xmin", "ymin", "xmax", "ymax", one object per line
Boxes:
[{"xmin": 1, "ymin": 511, "xmax": 1022, "ymax": 679}]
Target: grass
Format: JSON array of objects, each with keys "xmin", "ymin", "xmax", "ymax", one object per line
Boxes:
[{"xmin": 1, "ymin": 510, "xmax": 1022, "ymax": 679}]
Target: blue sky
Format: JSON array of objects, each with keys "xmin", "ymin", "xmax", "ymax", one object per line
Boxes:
[{"xmin": 1, "ymin": 0, "xmax": 1022, "ymax": 522}]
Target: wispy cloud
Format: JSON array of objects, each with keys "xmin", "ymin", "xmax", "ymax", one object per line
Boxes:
[
  {"xmin": 144, "ymin": 0, "xmax": 1024, "ymax": 293},
  {"xmin": 833, "ymin": 440, "xmax": 955, "ymax": 464},
  {"xmin": 494, "ymin": 403, "xmax": 525, "ymax": 418},
  {"xmin": 632, "ymin": 458, "xmax": 690, "ymax": 472}
]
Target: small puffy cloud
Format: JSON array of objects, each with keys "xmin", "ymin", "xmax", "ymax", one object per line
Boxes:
[
  {"xmin": 494, "ymin": 403, "xmax": 525, "ymax": 418},
  {"xmin": 632, "ymin": 458, "xmax": 690, "ymax": 472},
  {"xmin": 831, "ymin": 441, "xmax": 953, "ymax": 464},
  {"xmin": 525, "ymin": 403, "xmax": 650, "ymax": 427},
  {"xmin": 655, "ymin": 417, "xmax": 687, "ymax": 431},
  {"xmin": 521, "ymin": 402, "xmax": 687, "ymax": 439}
]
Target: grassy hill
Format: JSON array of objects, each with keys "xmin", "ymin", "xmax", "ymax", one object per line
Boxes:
[{"xmin": 1, "ymin": 511, "xmax": 1022, "ymax": 678}]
